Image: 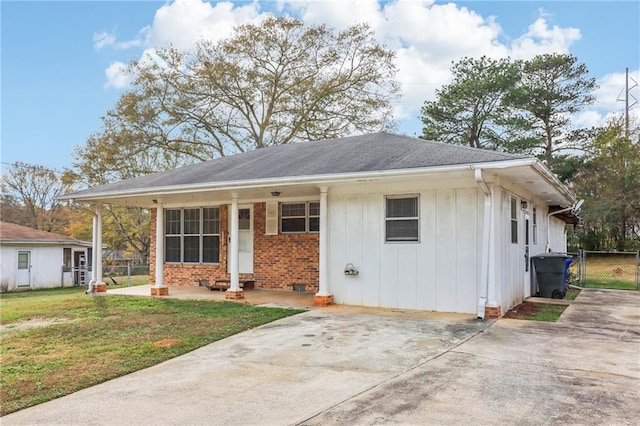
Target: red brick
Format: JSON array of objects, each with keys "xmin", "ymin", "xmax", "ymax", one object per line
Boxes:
[
  {"xmin": 314, "ymin": 294, "xmax": 334, "ymax": 307},
  {"xmin": 150, "ymin": 203, "xmax": 320, "ymax": 292},
  {"xmin": 485, "ymin": 306, "xmax": 502, "ymax": 319}
]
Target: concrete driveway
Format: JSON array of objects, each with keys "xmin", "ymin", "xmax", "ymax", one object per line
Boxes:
[{"xmin": 4, "ymin": 289, "xmax": 639, "ymax": 425}]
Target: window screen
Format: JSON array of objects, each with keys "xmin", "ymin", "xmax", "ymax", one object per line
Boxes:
[{"xmin": 385, "ymin": 196, "xmax": 419, "ymax": 242}]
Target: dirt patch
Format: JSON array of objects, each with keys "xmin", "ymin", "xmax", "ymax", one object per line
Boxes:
[
  {"xmin": 152, "ymin": 339, "xmax": 182, "ymax": 347},
  {"xmin": 503, "ymin": 302, "xmax": 545, "ymax": 319},
  {"xmin": 0, "ymin": 317, "xmax": 73, "ymax": 335}
]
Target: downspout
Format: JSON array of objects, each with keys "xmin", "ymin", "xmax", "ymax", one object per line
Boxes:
[{"xmin": 474, "ymin": 169, "xmax": 491, "ymax": 320}]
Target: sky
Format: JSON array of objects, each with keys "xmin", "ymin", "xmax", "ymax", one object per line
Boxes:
[{"xmin": 1, "ymin": 0, "xmax": 639, "ymax": 175}]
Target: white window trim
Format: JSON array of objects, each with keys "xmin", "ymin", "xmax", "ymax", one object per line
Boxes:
[
  {"xmin": 510, "ymin": 196, "xmax": 518, "ymax": 244},
  {"xmin": 165, "ymin": 207, "xmax": 221, "ymax": 264},
  {"xmin": 280, "ymin": 201, "xmax": 320, "ymax": 234},
  {"xmin": 385, "ymin": 194, "xmax": 420, "ymax": 243}
]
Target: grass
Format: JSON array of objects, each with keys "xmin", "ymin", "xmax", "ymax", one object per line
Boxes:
[
  {"xmin": 0, "ymin": 287, "xmax": 303, "ymax": 415},
  {"xmin": 564, "ymin": 287, "xmax": 581, "ymax": 301},
  {"xmin": 578, "ymin": 255, "xmax": 638, "ymax": 290},
  {"xmin": 522, "ymin": 304, "xmax": 567, "ymax": 322},
  {"xmin": 504, "ymin": 302, "xmax": 568, "ymax": 322},
  {"xmin": 102, "ymin": 274, "xmax": 149, "ymax": 289}
]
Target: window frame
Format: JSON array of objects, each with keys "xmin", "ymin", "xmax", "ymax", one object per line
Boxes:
[
  {"xmin": 510, "ymin": 196, "xmax": 518, "ymax": 244},
  {"xmin": 532, "ymin": 207, "xmax": 538, "ymax": 245},
  {"xmin": 164, "ymin": 207, "xmax": 220, "ymax": 264},
  {"xmin": 385, "ymin": 195, "xmax": 420, "ymax": 243},
  {"xmin": 280, "ymin": 201, "xmax": 320, "ymax": 234}
]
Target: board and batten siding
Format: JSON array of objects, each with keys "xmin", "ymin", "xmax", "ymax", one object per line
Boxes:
[{"xmin": 328, "ymin": 179, "xmax": 481, "ymax": 314}]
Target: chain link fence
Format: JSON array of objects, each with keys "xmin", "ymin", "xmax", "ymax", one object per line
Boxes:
[
  {"xmin": 73, "ymin": 264, "xmax": 150, "ymax": 289},
  {"xmin": 572, "ymin": 250, "xmax": 639, "ymax": 290}
]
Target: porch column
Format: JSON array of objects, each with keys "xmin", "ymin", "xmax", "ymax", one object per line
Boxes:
[
  {"xmin": 87, "ymin": 210, "xmax": 98, "ymax": 293},
  {"xmin": 226, "ymin": 192, "xmax": 244, "ymax": 300},
  {"xmin": 151, "ymin": 202, "xmax": 169, "ymax": 296},
  {"xmin": 314, "ymin": 186, "xmax": 333, "ymax": 306},
  {"xmin": 92, "ymin": 205, "xmax": 107, "ymax": 293}
]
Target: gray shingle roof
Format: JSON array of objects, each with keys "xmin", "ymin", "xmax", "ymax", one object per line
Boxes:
[{"xmin": 66, "ymin": 132, "xmax": 526, "ymax": 198}]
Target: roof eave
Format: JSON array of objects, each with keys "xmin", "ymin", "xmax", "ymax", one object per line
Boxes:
[{"xmin": 60, "ymin": 158, "xmax": 540, "ymax": 204}]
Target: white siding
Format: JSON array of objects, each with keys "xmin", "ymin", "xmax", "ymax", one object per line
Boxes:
[
  {"xmin": 328, "ymin": 178, "xmax": 481, "ymax": 314},
  {"xmin": 548, "ymin": 216, "xmax": 568, "ymax": 252},
  {"xmin": 1, "ymin": 245, "xmax": 85, "ymax": 291}
]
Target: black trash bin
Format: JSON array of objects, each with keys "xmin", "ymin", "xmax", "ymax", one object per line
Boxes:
[{"xmin": 532, "ymin": 253, "xmax": 573, "ymax": 299}]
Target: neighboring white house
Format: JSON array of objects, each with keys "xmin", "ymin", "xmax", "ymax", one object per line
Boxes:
[
  {"xmin": 60, "ymin": 133, "xmax": 579, "ymax": 317},
  {"xmin": 0, "ymin": 221, "xmax": 92, "ymax": 291}
]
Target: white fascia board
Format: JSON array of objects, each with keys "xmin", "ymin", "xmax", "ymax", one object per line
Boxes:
[
  {"xmin": 529, "ymin": 160, "xmax": 576, "ymax": 206},
  {"xmin": 63, "ymin": 158, "xmax": 543, "ymax": 203}
]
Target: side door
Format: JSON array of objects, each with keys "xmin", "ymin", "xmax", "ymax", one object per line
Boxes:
[
  {"xmin": 17, "ymin": 250, "xmax": 31, "ymax": 288},
  {"xmin": 228, "ymin": 205, "xmax": 254, "ymax": 274}
]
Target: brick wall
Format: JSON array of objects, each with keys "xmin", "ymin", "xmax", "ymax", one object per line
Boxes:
[
  {"xmin": 253, "ymin": 202, "xmax": 319, "ymax": 292},
  {"xmin": 149, "ymin": 203, "xmax": 319, "ymax": 291}
]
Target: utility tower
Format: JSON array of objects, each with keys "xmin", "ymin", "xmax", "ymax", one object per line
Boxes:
[{"xmin": 617, "ymin": 67, "xmax": 638, "ymax": 138}]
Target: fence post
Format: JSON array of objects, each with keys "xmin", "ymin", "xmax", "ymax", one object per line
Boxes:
[
  {"xmin": 580, "ymin": 249, "xmax": 586, "ymax": 287},
  {"xmin": 636, "ymin": 251, "xmax": 639, "ymax": 290},
  {"xmin": 127, "ymin": 262, "xmax": 132, "ymax": 287}
]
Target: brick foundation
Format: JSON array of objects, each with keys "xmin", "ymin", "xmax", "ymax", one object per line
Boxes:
[
  {"xmin": 314, "ymin": 294, "xmax": 334, "ymax": 307},
  {"xmin": 150, "ymin": 286, "xmax": 169, "ymax": 296},
  {"xmin": 225, "ymin": 290, "xmax": 245, "ymax": 300},
  {"xmin": 93, "ymin": 283, "xmax": 107, "ymax": 293},
  {"xmin": 484, "ymin": 305, "xmax": 502, "ymax": 319}
]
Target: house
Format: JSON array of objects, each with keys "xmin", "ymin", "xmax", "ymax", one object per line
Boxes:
[
  {"xmin": 60, "ymin": 133, "xmax": 578, "ymax": 318},
  {"xmin": 0, "ymin": 221, "xmax": 92, "ymax": 291}
]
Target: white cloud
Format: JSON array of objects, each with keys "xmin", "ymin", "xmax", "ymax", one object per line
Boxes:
[
  {"xmin": 509, "ymin": 15, "xmax": 581, "ymax": 59},
  {"xmin": 145, "ymin": 0, "xmax": 262, "ymax": 50},
  {"xmin": 104, "ymin": 61, "xmax": 132, "ymax": 89},
  {"xmin": 100, "ymin": 0, "xmax": 594, "ymax": 130},
  {"xmin": 93, "ymin": 31, "xmax": 116, "ymax": 50},
  {"xmin": 577, "ymin": 68, "xmax": 640, "ymax": 128}
]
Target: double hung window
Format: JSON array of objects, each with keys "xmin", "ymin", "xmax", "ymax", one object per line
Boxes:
[
  {"xmin": 165, "ymin": 207, "xmax": 220, "ymax": 263},
  {"xmin": 280, "ymin": 202, "xmax": 319, "ymax": 233},
  {"xmin": 385, "ymin": 196, "xmax": 419, "ymax": 242}
]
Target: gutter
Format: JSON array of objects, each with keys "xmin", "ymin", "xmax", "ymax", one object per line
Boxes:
[
  {"xmin": 545, "ymin": 200, "xmax": 583, "ymax": 252},
  {"xmin": 474, "ymin": 168, "xmax": 491, "ymax": 320},
  {"xmin": 60, "ymin": 158, "xmax": 540, "ymax": 203}
]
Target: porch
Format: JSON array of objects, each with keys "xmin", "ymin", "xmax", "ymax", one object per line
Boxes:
[{"xmin": 107, "ymin": 285, "xmax": 316, "ymax": 309}]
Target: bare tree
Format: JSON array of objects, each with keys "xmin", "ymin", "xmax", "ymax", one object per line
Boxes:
[{"xmin": 1, "ymin": 162, "xmax": 70, "ymax": 233}]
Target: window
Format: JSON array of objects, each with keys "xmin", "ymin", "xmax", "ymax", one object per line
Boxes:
[
  {"xmin": 165, "ymin": 207, "xmax": 220, "ymax": 263},
  {"xmin": 63, "ymin": 248, "xmax": 72, "ymax": 272},
  {"xmin": 281, "ymin": 202, "xmax": 319, "ymax": 233},
  {"xmin": 532, "ymin": 207, "xmax": 538, "ymax": 245},
  {"xmin": 510, "ymin": 196, "xmax": 518, "ymax": 244},
  {"xmin": 385, "ymin": 196, "xmax": 419, "ymax": 242}
]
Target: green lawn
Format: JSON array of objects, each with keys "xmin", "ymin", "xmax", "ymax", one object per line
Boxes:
[
  {"xmin": 0, "ymin": 287, "xmax": 303, "ymax": 415},
  {"xmin": 580, "ymin": 255, "xmax": 638, "ymax": 290},
  {"xmin": 102, "ymin": 274, "xmax": 150, "ymax": 289},
  {"xmin": 523, "ymin": 304, "xmax": 567, "ymax": 322}
]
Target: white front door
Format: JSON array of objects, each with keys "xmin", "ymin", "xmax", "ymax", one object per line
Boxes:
[
  {"xmin": 523, "ymin": 213, "xmax": 532, "ymax": 297},
  {"xmin": 228, "ymin": 205, "xmax": 253, "ymax": 274},
  {"xmin": 17, "ymin": 251, "xmax": 31, "ymax": 287}
]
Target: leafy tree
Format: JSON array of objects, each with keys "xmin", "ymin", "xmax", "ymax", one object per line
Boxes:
[
  {"xmin": 71, "ymin": 17, "xmax": 400, "ymax": 262},
  {"xmin": 507, "ymin": 53, "xmax": 597, "ymax": 166},
  {"xmin": 421, "ymin": 54, "xmax": 597, "ymax": 180},
  {"xmin": 117, "ymin": 16, "xmax": 400, "ymax": 160},
  {"xmin": 0, "ymin": 162, "xmax": 70, "ymax": 233},
  {"xmin": 571, "ymin": 116, "xmax": 640, "ymax": 251},
  {"xmin": 421, "ymin": 56, "xmax": 519, "ymax": 150}
]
